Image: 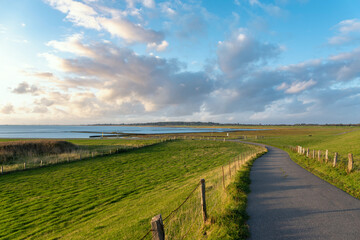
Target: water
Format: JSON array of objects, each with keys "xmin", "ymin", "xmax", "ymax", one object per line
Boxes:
[{"xmin": 0, "ymin": 125, "xmax": 261, "ymax": 139}]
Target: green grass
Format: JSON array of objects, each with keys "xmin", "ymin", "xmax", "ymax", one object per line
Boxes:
[
  {"xmin": 243, "ymin": 126, "xmax": 360, "ymax": 199},
  {"xmin": 205, "ymin": 151, "xmax": 266, "ymax": 240},
  {"xmin": 0, "ymin": 140, "xmax": 261, "ymax": 239}
]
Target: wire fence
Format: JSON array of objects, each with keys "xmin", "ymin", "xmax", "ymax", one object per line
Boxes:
[
  {"xmin": 139, "ymin": 146, "xmax": 266, "ymax": 240},
  {"xmin": 290, "ymin": 145, "xmax": 359, "ymax": 173},
  {"xmin": 0, "ymin": 140, "xmax": 170, "ymax": 174}
]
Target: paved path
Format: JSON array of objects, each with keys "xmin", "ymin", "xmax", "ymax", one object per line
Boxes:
[{"xmin": 247, "ymin": 145, "xmax": 360, "ymax": 240}]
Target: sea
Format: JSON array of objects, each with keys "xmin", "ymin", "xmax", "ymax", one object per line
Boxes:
[{"xmin": 0, "ymin": 125, "xmax": 261, "ymax": 139}]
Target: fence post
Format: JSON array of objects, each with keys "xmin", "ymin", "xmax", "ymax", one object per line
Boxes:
[
  {"xmin": 325, "ymin": 150, "xmax": 328, "ymax": 163},
  {"xmin": 348, "ymin": 153, "xmax": 353, "ymax": 173},
  {"xmin": 318, "ymin": 150, "xmax": 321, "ymax": 162},
  {"xmin": 1, "ymin": 165, "xmax": 3, "ymax": 174},
  {"xmin": 228, "ymin": 161, "xmax": 231, "ymax": 178},
  {"xmin": 312, "ymin": 150, "xmax": 315, "ymax": 159},
  {"xmin": 92, "ymin": 152, "xmax": 94, "ymax": 158},
  {"xmin": 24, "ymin": 162, "xmax": 26, "ymax": 170},
  {"xmin": 200, "ymin": 179, "xmax": 207, "ymax": 223},
  {"xmin": 151, "ymin": 214, "xmax": 165, "ymax": 240},
  {"xmin": 40, "ymin": 160, "xmax": 43, "ymax": 166},
  {"xmin": 306, "ymin": 148, "xmax": 309, "ymax": 157},
  {"xmin": 222, "ymin": 166, "xmax": 225, "ymax": 189},
  {"xmin": 333, "ymin": 152, "xmax": 338, "ymax": 167}
]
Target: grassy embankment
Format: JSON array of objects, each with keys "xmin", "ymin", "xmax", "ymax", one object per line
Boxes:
[
  {"xmin": 229, "ymin": 125, "xmax": 360, "ymax": 199},
  {"xmin": 0, "ymin": 139, "xmax": 264, "ymax": 239},
  {"xmin": 0, "ymin": 138, "xmax": 162, "ymax": 173}
]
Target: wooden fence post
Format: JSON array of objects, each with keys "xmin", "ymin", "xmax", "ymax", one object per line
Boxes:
[
  {"xmin": 1, "ymin": 165, "xmax": 3, "ymax": 174},
  {"xmin": 306, "ymin": 148, "xmax": 309, "ymax": 157},
  {"xmin": 40, "ymin": 160, "xmax": 43, "ymax": 166},
  {"xmin": 348, "ymin": 153, "xmax": 353, "ymax": 173},
  {"xmin": 325, "ymin": 150, "xmax": 328, "ymax": 163},
  {"xmin": 200, "ymin": 179, "xmax": 207, "ymax": 223},
  {"xmin": 151, "ymin": 214, "xmax": 165, "ymax": 240},
  {"xmin": 312, "ymin": 150, "xmax": 315, "ymax": 159},
  {"xmin": 333, "ymin": 152, "xmax": 338, "ymax": 167},
  {"xmin": 24, "ymin": 162, "xmax": 26, "ymax": 170},
  {"xmin": 318, "ymin": 150, "xmax": 321, "ymax": 162},
  {"xmin": 222, "ymin": 166, "xmax": 225, "ymax": 189},
  {"xmin": 228, "ymin": 162, "xmax": 231, "ymax": 178}
]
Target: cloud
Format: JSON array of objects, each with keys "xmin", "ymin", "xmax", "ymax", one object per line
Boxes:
[
  {"xmin": 45, "ymin": 0, "xmax": 101, "ymax": 30},
  {"xmin": 45, "ymin": 0, "xmax": 165, "ymax": 45},
  {"xmin": 282, "ymin": 79, "xmax": 317, "ymax": 94},
  {"xmin": 39, "ymin": 38, "xmax": 214, "ymax": 117},
  {"xmin": 248, "ymin": 0, "xmax": 284, "ymax": 16},
  {"xmin": 99, "ymin": 17, "xmax": 163, "ymax": 44},
  {"xmin": 126, "ymin": 0, "xmax": 155, "ymax": 9},
  {"xmin": 147, "ymin": 40, "xmax": 169, "ymax": 52},
  {"xmin": 329, "ymin": 19, "xmax": 360, "ymax": 45},
  {"xmin": 0, "ymin": 104, "xmax": 14, "ymax": 114},
  {"xmin": 217, "ymin": 29, "xmax": 281, "ymax": 77},
  {"xmin": 12, "ymin": 82, "xmax": 39, "ymax": 95}
]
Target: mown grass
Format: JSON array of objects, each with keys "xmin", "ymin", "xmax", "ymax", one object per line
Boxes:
[{"xmin": 0, "ymin": 139, "xmax": 260, "ymax": 239}]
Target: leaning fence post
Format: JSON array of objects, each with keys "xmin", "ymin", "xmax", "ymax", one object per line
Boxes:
[
  {"xmin": 151, "ymin": 214, "xmax": 165, "ymax": 240},
  {"xmin": 200, "ymin": 179, "xmax": 207, "ymax": 223},
  {"xmin": 325, "ymin": 150, "xmax": 328, "ymax": 163},
  {"xmin": 348, "ymin": 153, "xmax": 353, "ymax": 173},
  {"xmin": 333, "ymin": 152, "xmax": 338, "ymax": 167}
]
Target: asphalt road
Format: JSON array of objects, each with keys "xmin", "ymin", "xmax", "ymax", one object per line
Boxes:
[{"xmin": 247, "ymin": 145, "xmax": 360, "ymax": 240}]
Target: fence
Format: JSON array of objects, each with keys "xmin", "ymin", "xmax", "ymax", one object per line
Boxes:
[
  {"xmin": 140, "ymin": 146, "xmax": 266, "ymax": 240},
  {"xmin": 290, "ymin": 146, "xmax": 359, "ymax": 174},
  {"xmin": 0, "ymin": 139, "xmax": 171, "ymax": 174}
]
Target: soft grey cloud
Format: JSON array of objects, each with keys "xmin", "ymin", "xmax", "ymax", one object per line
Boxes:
[
  {"xmin": 40, "ymin": 37, "xmax": 214, "ymax": 117},
  {"xmin": 12, "ymin": 82, "xmax": 39, "ymax": 95},
  {"xmin": 217, "ymin": 29, "xmax": 281, "ymax": 77}
]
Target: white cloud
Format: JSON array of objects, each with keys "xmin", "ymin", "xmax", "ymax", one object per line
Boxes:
[
  {"xmin": 329, "ymin": 19, "xmax": 360, "ymax": 45},
  {"xmin": 284, "ymin": 79, "xmax": 317, "ymax": 94},
  {"xmin": 99, "ymin": 17, "xmax": 163, "ymax": 43},
  {"xmin": 45, "ymin": 0, "xmax": 101, "ymax": 30},
  {"xmin": 45, "ymin": 0, "xmax": 164, "ymax": 44},
  {"xmin": 147, "ymin": 40, "xmax": 169, "ymax": 52}
]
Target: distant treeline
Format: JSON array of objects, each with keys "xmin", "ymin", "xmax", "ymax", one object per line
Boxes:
[{"xmin": 88, "ymin": 122, "xmax": 360, "ymax": 127}]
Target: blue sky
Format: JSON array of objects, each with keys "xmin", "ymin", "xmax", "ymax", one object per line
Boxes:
[{"xmin": 1, "ymin": 0, "xmax": 360, "ymax": 124}]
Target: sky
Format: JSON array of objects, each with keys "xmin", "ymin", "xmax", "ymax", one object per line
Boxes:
[{"xmin": 1, "ymin": 0, "xmax": 360, "ymax": 124}]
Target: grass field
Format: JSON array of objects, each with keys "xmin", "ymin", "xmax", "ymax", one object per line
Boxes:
[
  {"xmin": 234, "ymin": 125, "xmax": 360, "ymax": 199},
  {"xmin": 0, "ymin": 139, "xmax": 262, "ymax": 239}
]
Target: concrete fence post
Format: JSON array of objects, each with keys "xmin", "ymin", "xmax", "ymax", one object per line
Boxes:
[
  {"xmin": 151, "ymin": 214, "xmax": 165, "ymax": 240},
  {"xmin": 348, "ymin": 153, "xmax": 353, "ymax": 173},
  {"xmin": 200, "ymin": 179, "xmax": 207, "ymax": 223},
  {"xmin": 333, "ymin": 152, "xmax": 338, "ymax": 167}
]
